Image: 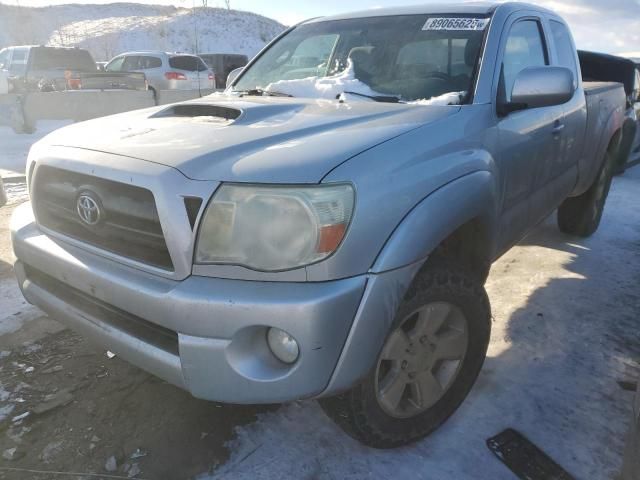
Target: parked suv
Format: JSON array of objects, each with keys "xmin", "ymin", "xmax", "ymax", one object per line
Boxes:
[
  {"xmin": 105, "ymin": 52, "xmax": 215, "ymax": 96},
  {"xmin": 0, "ymin": 46, "xmax": 146, "ymax": 92},
  {"xmin": 198, "ymin": 53, "xmax": 248, "ymax": 88}
]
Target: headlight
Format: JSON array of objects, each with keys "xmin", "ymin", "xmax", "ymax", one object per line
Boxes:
[{"xmin": 195, "ymin": 183, "xmax": 354, "ymax": 271}]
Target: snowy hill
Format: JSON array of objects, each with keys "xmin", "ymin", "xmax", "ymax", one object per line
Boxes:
[{"xmin": 0, "ymin": 3, "xmax": 286, "ymax": 61}]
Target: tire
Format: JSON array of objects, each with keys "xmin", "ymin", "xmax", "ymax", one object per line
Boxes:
[
  {"xmin": 149, "ymin": 87, "xmax": 158, "ymax": 105},
  {"xmin": 319, "ymin": 263, "xmax": 491, "ymax": 448},
  {"xmin": 557, "ymin": 151, "xmax": 614, "ymax": 237}
]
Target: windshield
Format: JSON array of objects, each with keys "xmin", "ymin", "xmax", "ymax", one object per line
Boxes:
[{"xmin": 234, "ymin": 14, "xmax": 489, "ymax": 103}]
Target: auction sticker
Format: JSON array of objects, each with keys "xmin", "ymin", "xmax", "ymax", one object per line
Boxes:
[{"xmin": 423, "ymin": 17, "xmax": 490, "ymax": 31}]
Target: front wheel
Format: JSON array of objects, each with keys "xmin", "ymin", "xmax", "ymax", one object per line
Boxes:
[{"xmin": 319, "ymin": 264, "xmax": 491, "ymax": 448}]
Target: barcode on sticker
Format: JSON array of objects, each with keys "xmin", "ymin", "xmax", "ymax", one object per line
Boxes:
[{"xmin": 423, "ymin": 17, "xmax": 490, "ymax": 31}]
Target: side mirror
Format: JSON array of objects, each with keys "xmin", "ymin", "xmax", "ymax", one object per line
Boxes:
[
  {"xmin": 502, "ymin": 66, "xmax": 575, "ymax": 114},
  {"xmin": 226, "ymin": 67, "xmax": 244, "ymax": 88}
]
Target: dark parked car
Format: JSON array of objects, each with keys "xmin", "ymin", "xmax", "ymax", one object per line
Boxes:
[
  {"xmin": 579, "ymin": 50, "xmax": 640, "ymax": 173},
  {"xmin": 198, "ymin": 53, "xmax": 248, "ymax": 88},
  {"xmin": 0, "ymin": 46, "xmax": 147, "ymax": 93}
]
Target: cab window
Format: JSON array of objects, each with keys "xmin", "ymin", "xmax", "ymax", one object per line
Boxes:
[
  {"xmin": 122, "ymin": 56, "xmax": 140, "ymax": 71},
  {"xmin": 550, "ymin": 20, "xmax": 578, "ymax": 87},
  {"xmin": 502, "ymin": 19, "xmax": 548, "ymax": 98},
  {"xmin": 106, "ymin": 56, "xmax": 125, "ymax": 72},
  {"xmin": 9, "ymin": 48, "xmax": 28, "ymax": 74},
  {"xmin": 138, "ymin": 56, "xmax": 162, "ymax": 69}
]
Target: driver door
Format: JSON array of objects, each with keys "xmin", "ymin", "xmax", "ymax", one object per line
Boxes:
[{"xmin": 496, "ymin": 16, "xmax": 565, "ymax": 253}]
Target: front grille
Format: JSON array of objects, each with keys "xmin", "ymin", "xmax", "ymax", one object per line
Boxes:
[
  {"xmin": 32, "ymin": 166, "xmax": 173, "ymax": 270},
  {"xmin": 24, "ymin": 264, "xmax": 179, "ymax": 355}
]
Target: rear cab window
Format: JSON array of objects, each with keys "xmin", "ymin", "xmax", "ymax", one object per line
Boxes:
[{"xmin": 29, "ymin": 48, "xmax": 96, "ymax": 72}]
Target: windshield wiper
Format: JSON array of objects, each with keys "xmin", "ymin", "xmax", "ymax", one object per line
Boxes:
[
  {"xmin": 340, "ymin": 91, "xmax": 402, "ymax": 103},
  {"xmin": 236, "ymin": 88, "xmax": 293, "ymax": 98}
]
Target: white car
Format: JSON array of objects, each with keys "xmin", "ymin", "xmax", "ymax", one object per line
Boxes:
[{"xmin": 105, "ymin": 51, "xmax": 215, "ymax": 97}]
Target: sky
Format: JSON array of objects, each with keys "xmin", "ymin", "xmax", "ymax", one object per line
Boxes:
[{"xmin": 1, "ymin": 0, "xmax": 640, "ymax": 54}]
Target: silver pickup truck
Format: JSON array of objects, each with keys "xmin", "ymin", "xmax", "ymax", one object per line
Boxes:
[{"xmin": 11, "ymin": 3, "xmax": 625, "ymax": 448}]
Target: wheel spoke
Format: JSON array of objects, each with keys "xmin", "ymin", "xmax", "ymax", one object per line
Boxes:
[
  {"xmin": 413, "ymin": 303, "xmax": 450, "ymax": 339},
  {"xmin": 381, "ymin": 329, "xmax": 410, "ymax": 361},
  {"xmin": 433, "ymin": 329, "xmax": 467, "ymax": 361},
  {"xmin": 378, "ymin": 369, "xmax": 407, "ymax": 413},
  {"xmin": 411, "ymin": 371, "xmax": 444, "ymax": 409}
]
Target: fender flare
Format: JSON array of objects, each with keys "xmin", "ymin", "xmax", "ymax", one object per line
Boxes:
[
  {"xmin": 371, "ymin": 170, "xmax": 498, "ymax": 273},
  {"xmin": 573, "ymin": 106, "xmax": 624, "ymax": 196},
  {"xmin": 320, "ymin": 171, "xmax": 498, "ymax": 395}
]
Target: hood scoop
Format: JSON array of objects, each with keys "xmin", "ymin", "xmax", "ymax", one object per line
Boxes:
[{"xmin": 152, "ymin": 104, "xmax": 241, "ymax": 122}]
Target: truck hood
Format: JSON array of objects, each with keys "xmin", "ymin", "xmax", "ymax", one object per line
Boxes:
[{"xmin": 41, "ymin": 94, "xmax": 460, "ymax": 183}]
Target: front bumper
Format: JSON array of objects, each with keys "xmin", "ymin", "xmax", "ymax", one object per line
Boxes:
[{"xmin": 12, "ymin": 203, "xmax": 370, "ymax": 404}]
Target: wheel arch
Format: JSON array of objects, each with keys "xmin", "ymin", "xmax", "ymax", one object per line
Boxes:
[
  {"xmin": 573, "ymin": 105, "xmax": 624, "ymax": 196},
  {"xmin": 371, "ymin": 170, "xmax": 498, "ymax": 279},
  {"xmin": 615, "ymin": 117, "xmax": 636, "ymax": 172},
  {"xmin": 321, "ymin": 171, "xmax": 498, "ymax": 396}
]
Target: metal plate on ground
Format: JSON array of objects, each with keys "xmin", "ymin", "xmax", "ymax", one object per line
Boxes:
[{"xmin": 487, "ymin": 429, "xmax": 574, "ymax": 480}]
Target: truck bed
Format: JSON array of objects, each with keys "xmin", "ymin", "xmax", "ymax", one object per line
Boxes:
[{"xmin": 583, "ymin": 81, "xmax": 624, "ymax": 96}]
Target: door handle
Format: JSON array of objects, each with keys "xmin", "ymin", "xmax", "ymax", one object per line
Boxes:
[{"xmin": 552, "ymin": 123, "xmax": 565, "ymax": 135}]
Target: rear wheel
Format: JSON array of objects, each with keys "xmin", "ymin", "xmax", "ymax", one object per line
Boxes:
[
  {"xmin": 319, "ymin": 264, "xmax": 491, "ymax": 448},
  {"xmin": 557, "ymin": 151, "xmax": 614, "ymax": 237},
  {"xmin": 149, "ymin": 86, "xmax": 158, "ymax": 105}
]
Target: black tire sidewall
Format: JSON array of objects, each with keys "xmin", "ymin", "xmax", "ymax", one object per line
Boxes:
[
  {"xmin": 558, "ymin": 151, "xmax": 614, "ymax": 237},
  {"xmin": 349, "ymin": 267, "xmax": 491, "ymax": 445}
]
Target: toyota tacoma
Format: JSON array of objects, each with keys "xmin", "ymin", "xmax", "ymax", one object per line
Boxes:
[{"xmin": 11, "ymin": 3, "xmax": 626, "ymax": 447}]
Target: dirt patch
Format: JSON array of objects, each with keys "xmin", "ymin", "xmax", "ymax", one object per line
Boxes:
[{"xmin": 0, "ymin": 328, "xmax": 274, "ymax": 480}]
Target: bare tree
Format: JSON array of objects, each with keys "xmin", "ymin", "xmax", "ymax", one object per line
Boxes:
[{"xmin": 223, "ymin": 0, "xmax": 231, "ymax": 10}]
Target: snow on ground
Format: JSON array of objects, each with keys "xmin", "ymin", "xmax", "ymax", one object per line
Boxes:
[
  {"xmin": 0, "ymin": 123, "xmax": 63, "ymax": 337},
  {"xmin": 0, "ymin": 3, "xmax": 285, "ymax": 61},
  {"xmin": 0, "ymin": 121, "xmax": 71, "ymax": 176},
  {"xmin": 206, "ymin": 169, "xmax": 640, "ymax": 479}
]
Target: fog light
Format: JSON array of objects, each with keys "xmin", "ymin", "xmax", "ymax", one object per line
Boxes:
[{"xmin": 267, "ymin": 328, "xmax": 299, "ymax": 364}]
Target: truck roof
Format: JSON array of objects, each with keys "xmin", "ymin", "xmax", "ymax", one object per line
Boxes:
[{"xmin": 305, "ymin": 2, "xmax": 556, "ymax": 23}]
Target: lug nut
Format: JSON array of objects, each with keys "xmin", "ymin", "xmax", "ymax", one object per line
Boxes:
[
  {"xmin": 420, "ymin": 335, "xmax": 428, "ymax": 344},
  {"xmin": 401, "ymin": 360, "xmax": 408, "ymax": 370},
  {"xmin": 408, "ymin": 372, "xmax": 416, "ymax": 379}
]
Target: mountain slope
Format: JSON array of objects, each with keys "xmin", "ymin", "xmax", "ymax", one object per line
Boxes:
[{"xmin": 0, "ymin": 3, "xmax": 285, "ymax": 61}]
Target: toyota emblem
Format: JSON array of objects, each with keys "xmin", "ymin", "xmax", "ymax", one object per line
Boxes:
[{"xmin": 76, "ymin": 193, "xmax": 102, "ymax": 226}]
